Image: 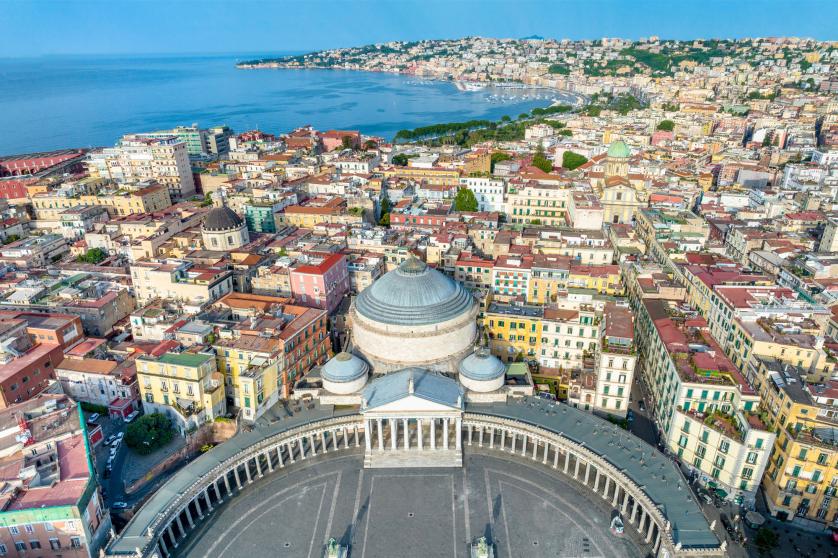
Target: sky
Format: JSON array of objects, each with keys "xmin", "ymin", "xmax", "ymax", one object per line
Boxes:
[{"xmin": 3, "ymin": 0, "xmax": 836, "ymax": 58}]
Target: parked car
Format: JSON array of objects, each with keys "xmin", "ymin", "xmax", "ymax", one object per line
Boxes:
[
  {"xmin": 110, "ymin": 432, "xmax": 124, "ymax": 447},
  {"xmin": 123, "ymin": 411, "xmax": 139, "ymax": 423},
  {"xmin": 112, "ymin": 502, "xmax": 128, "ymax": 509},
  {"xmin": 86, "ymin": 413, "xmax": 100, "ymax": 424},
  {"xmin": 638, "ymin": 400, "xmax": 646, "ymax": 412},
  {"xmin": 104, "ymin": 434, "xmax": 117, "ymax": 445},
  {"xmin": 627, "ymin": 410, "xmax": 635, "ymax": 422}
]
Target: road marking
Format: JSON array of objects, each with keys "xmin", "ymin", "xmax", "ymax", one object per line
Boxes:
[
  {"xmin": 350, "ymin": 467, "xmax": 365, "ymax": 545},
  {"xmin": 451, "ymin": 473, "xmax": 458, "ymax": 558},
  {"xmin": 306, "ymin": 478, "xmax": 329, "ymax": 558},
  {"xmin": 462, "ymin": 466, "xmax": 471, "ymax": 549},
  {"xmin": 322, "ymin": 470, "xmax": 342, "ymax": 546}
]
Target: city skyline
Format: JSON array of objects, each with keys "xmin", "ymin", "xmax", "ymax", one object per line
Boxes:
[{"xmin": 3, "ymin": 0, "xmax": 837, "ymax": 57}]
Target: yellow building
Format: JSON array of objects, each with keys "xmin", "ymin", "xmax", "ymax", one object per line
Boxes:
[
  {"xmin": 31, "ymin": 184, "xmax": 172, "ymax": 220},
  {"xmin": 567, "ymin": 264, "xmax": 623, "ymax": 295},
  {"xmin": 380, "ymin": 166, "xmax": 461, "ymax": 186},
  {"xmin": 751, "ymin": 357, "xmax": 838, "ymax": 525},
  {"xmin": 137, "ymin": 351, "xmax": 225, "ymax": 432},
  {"xmin": 528, "ymin": 254, "xmax": 571, "ymax": 304},
  {"xmin": 485, "ymin": 302, "xmax": 543, "ymax": 362}
]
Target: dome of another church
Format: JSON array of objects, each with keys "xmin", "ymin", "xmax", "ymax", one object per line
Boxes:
[
  {"xmin": 202, "ymin": 206, "xmax": 244, "ymax": 232},
  {"xmin": 607, "ymin": 140, "xmax": 631, "ymax": 159},
  {"xmin": 321, "ymin": 352, "xmax": 369, "ymax": 394}
]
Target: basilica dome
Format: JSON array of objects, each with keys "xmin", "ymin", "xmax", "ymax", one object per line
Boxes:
[
  {"xmin": 458, "ymin": 348, "xmax": 506, "ymax": 393},
  {"xmin": 607, "ymin": 140, "xmax": 631, "ymax": 159},
  {"xmin": 351, "ymin": 257, "xmax": 478, "ymax": 373},
  {"xmin": 354, "ymin": 257, "xmax": 475, "ymax": 326}
]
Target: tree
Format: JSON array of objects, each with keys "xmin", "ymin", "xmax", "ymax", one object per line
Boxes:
[
  {"xmin": 656, "ymin": 120, "xmax": 675, "ymax": 132},
  {"xmin": 548, "ymin": 63, "xmax": 570, "ymax": 75},
  {"xmin": 1, "ymin": 234, "xmax": 19, "ymax": 245},
  {"xmin": 453, "ymin": 188, "xmax": 478, "ymax": 212},
  {"xmin": 363, "ymin": 139, "xmax": 378, "ymax": 150},
  {"xmin": 125, "ymin": 413, "xmax": 175, "ymax": 455},
  {"xmin": 76, "ymin": 248, "xmax": 107, "ymax": 264},
  {"xmin": 500, "ymin": 115, "xmax": 511, "ymax": 123},
  {"xmin": 341, "ymin": 135, "xmax": 355, "ymax": 150},
  {"xmin": 378, "ymin": 194, "xmax": 391, "ymax": 227},
  {"xmin": 518, "ymin": 113, "xmax": 530, "ymax": 120},
  {"xmin": 562, "ymin": 151, "xmax": 588, "ymax": 170},
  {"xmin": 199, "ymin": 193, "xmax": 213, "ymax": 207},
  {"xmin": 754, "ymin": 527, "xmax": 778, "ymax": 554},
  {"xmin": 491, "ymin": 152, "xmax": 512, "ymax": 172},
  {"xmin": 391, "ymin": 153, "xmax": 409, "ymax": 166},
  {"xmin": 532, "ymin": 145, "xmax": 553, "ymax": 173}
]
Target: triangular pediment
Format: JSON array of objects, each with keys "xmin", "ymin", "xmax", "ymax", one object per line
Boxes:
[{"xmin": 365, "ymin": 394, "xmax": 460, "ymax": 414}]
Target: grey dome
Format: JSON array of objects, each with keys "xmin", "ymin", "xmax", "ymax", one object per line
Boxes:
[
  {"xmin": 458, "ymin": 349, "xmax": 506, "ymax": 381},
  {"xmin": 321, "ymin": 352, "xmax": 369, "ymax": 383},
  {"xmin": 354, "ymin": 257, "xmax": 475, "ymax": 326},
  {"xmin": 203, "ymin": 206, "xmax": 244, "ymax": 231}
]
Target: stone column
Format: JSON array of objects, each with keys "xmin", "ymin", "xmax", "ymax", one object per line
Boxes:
[
  {"xmin": 564, "ymin": 451, "xmax": 571, "ymax": 474},
  {"xmin": 289, "ymin": 441, "xmax": 296, "ymax": 463},
  {"xmin": 309, "ymin": 433, "xmax": 317, "ymax": 456},
  {"xmin": 194, "ymin": 496, "xmax": 204, "ymax": 519},
  {"xmin": 478, "ymin": 426, "xmax": 484, "ymax": 447},
  {"xmin": 443, "ymin": 418, "xmax": 449, "ymax": 450},
  {"xmin": 245, "ymin": 461, "xmax": 253, "ymax": 483},
  {"xmin": 645, "ymin": 517, "xmax": 655, "ymax": 543},
  {"xmin": 631, "ymin": 501, "xmax": 639, "ymax": 524},
  {"xmin": 403, "ymin": 419, "xmax": 410, "ymax": 450},
  {"xmin": 234, "ymin": 467, "xmax": 242, "ymax": 489},
  {"xmin": 532, "ymin": 439, "xmax": 538, "ymax": 460},
  {"xmin": 214, "ymin": 481, "xmax": 223, "ymax": 502},
  {"xmin": 299, "ymin": 437, "xmax": 307, "ymax": 460},
  {"xmin": 203, "ymin": 487, "xmax": 213, "ymax": 511},
  {"xmin": 467, "ymin": 423, "xmax": 472, "ymax": 446},
  {"xmin": 223, "ymin": 473, "xmax": 232, "ymax": 495},
  {"xmin": 355, "ymin": 424, "xmax": 360, "ymax": 447},
  {"xmin": 418, "ymin": 419, "xmax": 424, "ymax": 450},
  {"xmin": 277, "ymin": 446, "xmax": 284, "ymax": 468},
  {"xmin": 585, "ymin": 463, "xmax": 592, "ymax": 485},
  {"xmin": 542, "ymin": 442, "xmax": 548, "ymax": 464},
  {"xmin": 390, "ymin": 418, "xmax": 397, "ymax": 450},
  {"xmin": 185, "ymin": 506, "xmax": 195, "ymax": 529},
  {"xmin": 175, "ymin": 516, "xmax": 186, "ymax": 538},
  {"xmin": 167, "ymin": 525, "xmax": 178, "ymax": 548},
  {"xmin": 574, "ymin": 457, "xmax": 581, "ymax": 479},
  {"xmin": 553, "ymin": 446, "xmax": 560, "ymax": 469},
  {"xmin": 255, "ymin": 455, "xmax": 263, "ymax": 478},
  {"xmin": 431, "ymin": 418, "xmax": 437, "ymax": 450},
  {"xmin": 603, "ymin": 476, "xmax": 611, "ymax": 500},
  {"xmin": 612, "ymin": 483, "xmax": 620, "ymax": 507},
  {"xmin": 639, "ymin": 507, "xmax": 647, "ymax": 531},
  {"xmin": 456, "ymin": 418, "xmax": 462, "ymax": 451},
  {"xmin": 489, "ymin": 427, "xmax": 495, "ymax": 449},
  {"xmin": 321, "ymin": 431, "xmax": 328, "ymax": 453},
  {"xmin": 377, "ymin": 418, "xmax": 384, "ymax": 451},
  {"xmin": 509, "ymin": 432, "xmax": 515, "ymax": 453},
  {"xmin": 158, "ymin": 536, "xmax": 169, "ymax": 557},
  {"xmin": 521, "ymin": 434, "xmax": 528, "ymax": 456},
  {"xmin": 365, "ymin": 420, "xmax": 372, "ymax": 451},
  {"xmin": 622, "ymin": 490, "xmax": 630, "ymax": 514}
]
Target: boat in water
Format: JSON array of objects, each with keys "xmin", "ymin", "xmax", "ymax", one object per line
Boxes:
[{"xmin": 455, "ymin": 81, "xmax": 487, "ymax": 92}]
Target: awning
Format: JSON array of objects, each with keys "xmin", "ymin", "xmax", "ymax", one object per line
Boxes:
[
  {"xmin": 707, "ymin": 481, "xmax": 718, "ymax": 489},
  {"xmin": 714, "ymin": 488, "xmax": 728, "ymax": 499}
]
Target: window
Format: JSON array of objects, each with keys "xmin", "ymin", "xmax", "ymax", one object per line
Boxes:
[
  {"xmin": 71, "ymin": 537, "xmax": 81, "ymax": 548},
  {"xmin": 29, "ymin": 541, "xmax": 40, "ymax": 550},
  {"xmin": 746, "ymin": 452, "xmax": 758, "ymax": 464},
  {"xmin": 14, "ymin": 543, "xmax": 24, "ymax": 552},
  {"xmin": 49, "ymin": 539, "xmax": 60, "ymax": 550},
  {"xmin": 24, "ymin": 524, "xmax": 33, "ymax": 534},
  {"xmin": 719, "ymin": 440, "xmax": 730, "ymax": 454},
  {"xmin": 9, "ymin": 526, "xmax": 19, "ymax": 535},
  {"xmin": 0, "ymin": 543, "xmax": 6, "ymax": 556}
]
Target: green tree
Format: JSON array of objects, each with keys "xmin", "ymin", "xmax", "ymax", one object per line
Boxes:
[
  {"xmin": 562, "ymin": 151, "xmax": 588, "ymax": 170},
  {"xmin": 656, "ymin": 120, "xmax": 675, "ymax": 132},
  {"xmin": 754, "ymin": 527, "xmax": 778, "ymax": 554},
  {"xmin": 518, "ymin": 113, "xmax": 529, "ymax": 120},
  {"xmin": 76, "ymin": 248, "xmax": 107, "ymax": 264},
  {"xmin": 378, "ymin": 194, "xmax": 392, "ymax": 227},
  {"xmin": 125, "ymin": 413, "xmax": 175, "ymax": 455},
  {"xmin": 531, "ymin": 146, "xmax": 553, "ymax": 173},
  {"xmin": 1, "ymin": 234, "xmax": 20, "ymax": 245},
  {"xmin": 453, "ymin": 188, "xmax": 479, "ymax": 212},
  {"xmin": 391, "ymin": 154, "xmax": 409, "ymax": 166},
  {"xmin": 363, "ymin": 139, "xmax": 378, "ymax": 150},
  {"xmin": 500, "ymin": 115, "xmax": 511, "ymax": 122},
  {"xmin": 547, "ymin": 63, "xmax": 570, "ymax": 75},
  {"xmin": 491, "ymin": 152, "xmax": 512, "ymax": 172},
  {"xmin": 341, "ymin": 135, "xmax": 355, "ymax": 149},
  {"xmin": 199, "ymin": 193, "xmax": 213, "ymax": 207}
]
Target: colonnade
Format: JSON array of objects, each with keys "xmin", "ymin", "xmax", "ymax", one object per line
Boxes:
[{"xmin": 363, "ymin": 415, "xmax": 462, "ymax": 452}]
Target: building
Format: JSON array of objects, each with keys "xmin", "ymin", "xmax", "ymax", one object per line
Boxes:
[
  {"xmin": 31, "ymin": 184, "xmax": 172, "ymax": 220},
  {"xmin": 210, "ymin": 296, "xmax": 330, "ymax": 421},
  {"xmin": 750, "ymin": 357, "xmax": 838, "ymax": 526},
  {"xmin": 201, "ymin": 205, "xmax": 250, "ymax": 251},
  {"xmin": 136, "ymin": 351, "xmax": 225, "ymax": 433},
  {"xmin": 0, "ymin": 394, "xmax": 111, "ymax": 558},
  {"xmin": 130, "ymin": 259, "xmax": 234, "ymax": 306},
  {"xmin": 595, "ymin": 303, "xmax": 637, "ymax": 418},
  {"xmin": 350, "ymin": 258, "xmax": 478, "ymax": 373},
  {"xmin": 0, "ymin": 234, "xmax": 69, "ymax": 268},
  {"xmin": 492, "ymin": 254, "xmax": 533, "ymax": 300},
  {"xmin": 87, "ymin": 135, "xmax": 195, "ymax": 199},
  {"xmin": 55, "ymin": 356, "xmax": 138, "ymax": 410},
  {"xmin": 485, "ymin": 302, "xmax": 543, "ymax": 363},
  {"xmin": 635, "ymin": 298, "xmax": 774, "ymax": 506},
  {"xmin": 289, "ymin": 252, "xmax": 350, "ymax": 314}
]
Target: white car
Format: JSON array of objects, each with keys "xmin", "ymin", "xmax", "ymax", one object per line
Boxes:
[
  {"xmin": 123, "ymin": 411, "xmax": 139, "ymax": 423},
  {"xmin": 86, "ymin": 413, "xmax": 100, "ymax": 424}
]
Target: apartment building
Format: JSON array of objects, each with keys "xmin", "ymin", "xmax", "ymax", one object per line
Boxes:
[
  {"xmin": 485, "ymin": 302, "xmax": 542, "ymax": 363},
  {"xmin": 750, "ymin": 356, "xmax": 838, "ymax": 525},
  {"xmin": 454, "ymin": 251, "xmax": 494, "ymax": 291},
  {"xmin": 528, "ymin": 254, "xmax": 571, "ymax": 304},
  {"xmin": 130, "ymin": 259, "xmax": 233, "ymax": 306},
  {"xmin": 634, "ymin": 298, "xmax": 774, "ymax": 506},
  {"xmin": 539, "ymin": 304, "xmax": 598, "ymax": 372},
  {"xmin": 211, "ymin": 300, "xmax": 330, "ymax": 421},
  {"xmin": 55, "ymin": 356, "xmax": 138, "ymax": 410},
  {"xmin": 0, "ymin": 395, "xmax": 110, "ymax": 558},
  {"xmin": 288, "ymin": 252, "xmax": 350, "ymax": 314},
  {"xmin": 491, "ymin": 254, "xmax": 533, "ymax": 300},
  {"xmin": 136, "ymin": 350, "xmax": 225, "ymax": 433},
  {"xmin": 459, "ymin": 177, "xmax": 505, "ymax": 212},
  {"xmin": 504, "ymin": 181, "xmax": 570, "ymax": 226},
  {"xmin": 595, "ymin": 303, "xmax": 637, "ymax": 418},
  {"xmin": 31, "ymin": 184, "xmax": 172, "ymax": 220},
  {"xmin": 87, "ymin": 135, "xmax": 195, "ymax": 199}
]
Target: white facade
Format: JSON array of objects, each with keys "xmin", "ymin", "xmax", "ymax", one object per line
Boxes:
[
  {"xmin": 594, "ymin": 350, "xmax": 636, "ymax": 417},
  {"xmin": 459, "ymin": 177, "xmax": 505, "ymax": 212}
]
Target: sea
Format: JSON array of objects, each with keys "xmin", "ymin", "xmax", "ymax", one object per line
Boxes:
[{"xmin": 0, "ymin": 53, "xmax": 579, "ymax": 155}]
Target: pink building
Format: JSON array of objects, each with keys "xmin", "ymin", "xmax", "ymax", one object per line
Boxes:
[
  {"xmin": 320, "ymin": 130, "xmax": 360, "ymax": 152},
  {"xmin": 289, "ymin": 252, "xmax": 350, "ymax": 314}
]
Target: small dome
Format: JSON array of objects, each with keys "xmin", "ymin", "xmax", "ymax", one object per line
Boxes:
[
  {"xmin": 607, "ymin": 140, "xmax": 630, "ymax": 159},
  {"xmin": 354, "ymin": 257, "xmax": 475, "ymax": 326},
  {"xmin": 203, "ymin": 206, "xmax": 244, "ymax": 231},
  {"xmin": 321, "ymin": 352, "xmax": 369, "ymax": 383},
  {"xmin": 458, "ymin": 349, "xmax": 506, "ymax": 381}
]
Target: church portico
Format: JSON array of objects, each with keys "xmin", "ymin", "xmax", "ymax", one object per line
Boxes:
[{"xmin": 361, "ymin": 369, "xmax": 465, "ymax": 468}]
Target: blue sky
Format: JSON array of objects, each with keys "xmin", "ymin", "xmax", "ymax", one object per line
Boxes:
[{"xmin": 3, "ymin": 0, "xmax": 836, "ymax": 57}]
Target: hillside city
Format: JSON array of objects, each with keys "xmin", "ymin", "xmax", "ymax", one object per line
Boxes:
[{"xmin": 0, "ymin": 34, "xmax": 837, "ymax": 557}]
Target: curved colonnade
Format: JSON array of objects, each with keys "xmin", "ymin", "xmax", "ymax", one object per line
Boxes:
[{"xmin": 108, "ymin": 413, "xmax": 725, "ymax": 558}]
